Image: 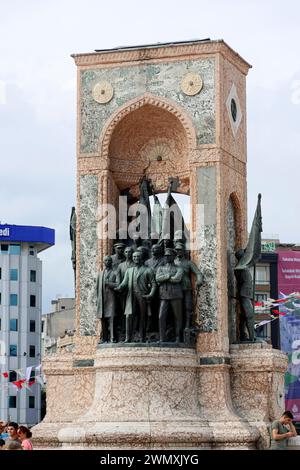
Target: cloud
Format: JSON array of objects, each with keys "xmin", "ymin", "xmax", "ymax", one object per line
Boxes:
[{"xmin": 0, "ymin": 0, "xmax": 299, "ymax": 311}]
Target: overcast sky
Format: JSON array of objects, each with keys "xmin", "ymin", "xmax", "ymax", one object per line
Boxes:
[{"xmin": 0, "ymin": 0, "xmax": 299, "ymax": 312}]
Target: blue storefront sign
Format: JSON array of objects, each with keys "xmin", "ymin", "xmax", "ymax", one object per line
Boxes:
[{"xmin": 0, "ymin": 224, "xmax": 55, "ymax": 251}]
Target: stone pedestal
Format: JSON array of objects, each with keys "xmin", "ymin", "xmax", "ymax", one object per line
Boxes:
[{"xmin": 32, "ymin": 343, "xmax": 286, "ymax": 449}]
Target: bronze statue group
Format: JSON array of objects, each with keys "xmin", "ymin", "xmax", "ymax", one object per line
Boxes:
[{"xmin": 96, "ymin": 236, "xmax": 203, "ymax": 345}]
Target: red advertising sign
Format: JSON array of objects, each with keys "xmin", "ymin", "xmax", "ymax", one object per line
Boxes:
[
  {"xmin": 278, "ymin": 250, "xmax": 300, "ymax": 420},
  {"xmin": 277, "ymin": 251, "xmax": 300, "ymax": 295}
]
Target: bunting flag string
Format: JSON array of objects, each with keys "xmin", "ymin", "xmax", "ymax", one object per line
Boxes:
[
  {"xmin": 0, "ymin": 363, "xmax": 45, "ymax": 391},
  {"xmin": 255, "ymin": 292, "xmax": 300, "ymax": 315}
]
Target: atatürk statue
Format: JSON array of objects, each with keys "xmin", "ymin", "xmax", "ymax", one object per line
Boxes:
[
  {"xmin": 115, "ymin": 251, "xmax": 156, "ymax": 342},
  {"xmin": 96, "ymin": 176, "xmax": 204, "ymax": 347}
]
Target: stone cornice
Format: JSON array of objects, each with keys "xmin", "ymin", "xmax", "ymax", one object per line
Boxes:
[{"xmin": 72, "ymin": 40, "xmax": 251, "ymax": 75}]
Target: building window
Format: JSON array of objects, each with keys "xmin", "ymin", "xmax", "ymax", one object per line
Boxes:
[
  {"xmin": 1, "ymin": 244, "xmax": 9, "ymax": 253},
  {"xmin": 8, "ymin": 396, "xmax": 17, "ymax": 408},
  {"xmin": 255, "ymin": 266, "xmax": 270, "ymax": 285},
  {"xmin": 9, "ymin": 344, "xmax": 17, "ymax": 357},
  {"xmin": 256, "ymin": 322, "xmax": 271, "ymax": 342},
  {"xmin": 29, "ymin": 396, "xmax": 35, "ymax": 409},
  {"xmin": 9, "ymin": 244, "xmax": 21, "ymax": 255},
  {"xmin": 0, "ymin": 318, "xmax": 1, "ymax": 330},
  {"xmin": 9, "ymin": 371, "xmax": 17, "ymax": 382},
  {"xmin": 41, "ymin": 321, "xmax": 44, "ymax": 333},
  {"xmin": 0, "ymin": 267, "xmax": 2, "ymax": 279},
  {"xmin": 0, "ymin": 293, "xmax": 1, "ymax": 305},
  {"xmin": 29, "ymin": 345, "xmax": 35, "ymax": 357},
  {"xmin": 10, "ymin": 269, "xmax": 18, "ymax": 281},
  {"xmin": 29, "ymin": 246, "xmax": 35, "ymax": 256},
  {"xmin": 30, "ymin": 270, "xmax": 36, "ymax": 282},
  {"xmin": 10, "ymin": 319, "xmax": 18, "ymax": 331},
  {"xmin": 30, "ymin": 370, "xmax": 35, "ymax": 380},
  {"xmin": 10, "ymin": 294, "xmax": 18, "ymax": 306},
  {"xmin": 255, "ymin": 293, "xmax": 268, "ymax": 303},
  {"xmin": 30, "ymin": 295, "xmax": 36, "ymax": 307},
  {"xmin": 30, "ymin": 320, "xmax": 36, "ymax": 332},
  {"xmin": 61, "ymin": 306, "xmax": 65, "ymax": 310}
]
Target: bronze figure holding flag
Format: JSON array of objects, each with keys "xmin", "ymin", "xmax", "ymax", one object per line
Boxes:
[{"xmin": 234, "ymin": 194, "xmax": 263, "ymax": 342}]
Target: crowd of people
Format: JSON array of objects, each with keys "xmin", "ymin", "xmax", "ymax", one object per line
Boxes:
[{"xmin": 0, "ymin": 421, "xmax": 33, "ymax": 450}]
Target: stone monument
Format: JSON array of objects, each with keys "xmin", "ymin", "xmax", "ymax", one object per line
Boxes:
[{"xmin": 33, "ymin": 39, "xmax": 287, "ymax": 449}]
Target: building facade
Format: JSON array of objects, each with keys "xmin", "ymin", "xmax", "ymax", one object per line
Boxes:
[
  {"xmin": 255, "ymin": 238, "xmax": 300, "ymax": 348},
  {"xmin": 0, "ymin": 224, "xmax": 54, "ymax": 426},
  {"xmin": 41, "ymin": 297, "xmax": 75, "ymax": 355}
]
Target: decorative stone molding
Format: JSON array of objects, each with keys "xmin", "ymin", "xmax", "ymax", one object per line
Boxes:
[
  {"xmin": 72, "ymin": 40, "xmax": 251, "ymax": 76},
  {"xmin": 92, "ymin": 81, "xmax": 114, "ymax": 104},
  {"xmin": 99, "ymin": 92, "xmax": 197, "ymax": 161}
]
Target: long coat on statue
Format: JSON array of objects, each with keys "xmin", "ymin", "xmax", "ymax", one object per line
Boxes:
[
  {"xmin": 96, "ymin": 268, "xmax": 117, "ymax": 319},
  {"xmin": 117, "ymin": 266, "xmax": 157, "ymax": 317}
]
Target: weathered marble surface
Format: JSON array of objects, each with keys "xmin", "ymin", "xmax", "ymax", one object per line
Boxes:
[
  {"xmin": 196, "ymin": 166, "xmax": 217, "ymax": 332},
  {"xmin": 230, "ymin": 343, "xmax": 288, "ymax": 423},
  {"xmin": 80, "ymin": 59, "xmax": 215, "ymax": 153},
  {"xmin": 79, "ymin": 174, "xmax": 98, "ymax": 335},
  {"xmin": 32, "ymin": 347, "xmax": 265, "ymax": 449}
]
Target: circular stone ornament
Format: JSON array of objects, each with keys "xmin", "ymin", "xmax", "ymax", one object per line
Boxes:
[
  {"xmin": 92, "ymin": 81, "xmax": 114, "ymax": 104},
  {"xmin": 181, "ymin": 72, "xmax": 203, "ymax": 96}
]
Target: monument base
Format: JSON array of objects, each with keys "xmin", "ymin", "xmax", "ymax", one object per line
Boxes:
[{"xmin": 32, "ymin": 342, "xmax": 287, "ymax": 449}]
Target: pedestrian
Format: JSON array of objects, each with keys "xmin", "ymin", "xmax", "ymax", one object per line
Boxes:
[
  {"xmin": 18, "ymin": 426, "xmax": 33, "ymax": 450},
  {"xmin": 0, "ymin": 421, "xmax": 8, "ymax": 440},
  {"xmin": 270, "ymin": 410, "xmax": 297, "ymax": 450},
  {"xmin": 6, "ymin": 422, "xmax": 20, "ymax": 444},
  {"xmin": 6, "ymin": 440, "xmax": 22, "ymax": 450}
]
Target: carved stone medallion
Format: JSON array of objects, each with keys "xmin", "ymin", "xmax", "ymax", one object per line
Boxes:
[
  {"xmin": 181, "ymin": 72, "xmax": 203, "ymax": 96},
  {"xmin": 92, "ymin": 81, "xmax": 114, "ymax": 104}
]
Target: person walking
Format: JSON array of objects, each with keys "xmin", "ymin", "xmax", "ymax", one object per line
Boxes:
[
  {"xmin": 18, "ymin": 426, "xmax": 33, "ymax": 450},
  {"xmin": 270, "ymin": 410, "xmax": 297, "ymax": 450}
]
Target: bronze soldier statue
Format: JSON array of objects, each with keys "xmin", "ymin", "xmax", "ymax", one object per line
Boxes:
[
  {"xmin": 116, "ymin": 246, "xmax": 134, "ymax": 284},
  {"xmin": 96, "ymin": 255, "xmax": 118, "ymax": 343},
  {"xmin": 174, "ymin": 242, "xmax": 203, "ymax": 329},
  {"xmin": 234, "ymin": 249, "xmax": 255, "ymax": 342},
  {"xmin": 156, "ymin": 248, "xmax": 184, "ymax": 343},
  {"xmin": 145, "ymin": 244, "xmax": 165, "ymax": 272},
  {"xmin": 116, "ymin": 251, "xmax": 156, "ymax": 343},
  {"xmin": 111, "ymin": 242, "xmax": 126, "ymax": 270}
]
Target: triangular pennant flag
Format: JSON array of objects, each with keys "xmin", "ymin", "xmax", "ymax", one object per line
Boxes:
[
  {"xmin": 25, "ymin": 366, "xmax": 33, "ymax": 382},
  {"xmin": 2, "ymin": 372, "xmax": 8, "ymax": 378},
  {"xmin": 15, "ymin": 368, "xmax": 25, "ymax": 378},
  {"xmin": 12, "ymin": 379, "xmax": 26, "ymax": 389},
  {"xmin": 35, "ymin": 375, "xmax": 44, "ymax": 386}
]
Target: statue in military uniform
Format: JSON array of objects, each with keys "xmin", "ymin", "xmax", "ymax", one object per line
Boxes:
[
  {"xmin": 156, "ymin": 248, "xmax": 184, "ymax": 343},
  {"xmin": 174, "ymin": 242, "xmax": 203, "ymax": 329},
  {"xmin": 111, "ymin": 242, "xmax": 126, "ymax": 270},
  {"xmin": 145, "ymin": 244, "xmax": 165, "ymax": 272},
  {"xmin": 234, "ymin": 249, "xmax": 255, "ymax": 342}
]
